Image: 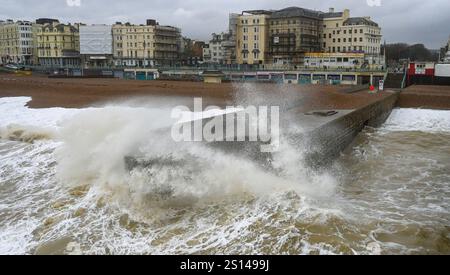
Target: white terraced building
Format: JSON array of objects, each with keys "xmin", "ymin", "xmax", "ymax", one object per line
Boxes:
[
  {"xmin": 0, "ymin": 20, "xmax": 34, "ymax": 65},
  {"xmin": 204, "ymin": 32, "xmax": 232, "ymax": 64}
]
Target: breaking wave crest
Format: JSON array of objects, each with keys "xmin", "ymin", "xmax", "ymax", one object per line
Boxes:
[
  {"xmin": 0, "ymin": 124, "xmax": 55, "ymax": 143},
  {"xmin": 54, "ymin": 105, "xmax": 337, "ymax": 211}
]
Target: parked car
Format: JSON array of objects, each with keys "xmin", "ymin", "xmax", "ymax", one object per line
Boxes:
[
  {"xmin": 4, "ymin": 64, "xmax": 19, "ymax": 70},
  {"xmin": 4, "ymin": 64, "xmax": 25, "ymax": 70}
]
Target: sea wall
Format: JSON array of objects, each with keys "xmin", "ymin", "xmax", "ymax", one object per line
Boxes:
[
  {"xmin": 125, "ymin": 91, "xmax": 400, "ymax": 171},
  {"xmin": 397, "ymin": 85, "xmax": 450, "ymax": 110},
  {"xmin": 304, "ymin": 92, "xmax": 399, "ymax": 168}
]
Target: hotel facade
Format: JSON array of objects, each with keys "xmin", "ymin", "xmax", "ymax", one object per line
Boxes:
[
  {"xmin": 235, "ymin": 7, "xmax": 384, "ymax": 68},
  {"xmin": 235, "ymin": 11, "xmax": 271, "ymax": 65},
  {"xmin": 112, "ymin": 20, "xmax": 181, "ymax": 67},
  {"xmin": 34, "ymin": 20, "xmax": 81, "ymax": 67},
  {"xmin": 0, "ymin": 20, "xmax": 34, "ymax": 65}
]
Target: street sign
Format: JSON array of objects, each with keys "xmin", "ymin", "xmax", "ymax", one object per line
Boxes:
[{"xmin": 379, "ymin": 80, "xmax": 384, "ymax": 91}]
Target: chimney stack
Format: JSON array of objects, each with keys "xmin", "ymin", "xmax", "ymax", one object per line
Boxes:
[{"xmin": 146, "ymin": 19, "xmax": 157, "ymax": 26}]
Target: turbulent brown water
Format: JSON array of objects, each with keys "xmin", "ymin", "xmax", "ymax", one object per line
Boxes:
[{"xmin": 0, "ymin": 97, "xmax": 449, "ymax": 255}]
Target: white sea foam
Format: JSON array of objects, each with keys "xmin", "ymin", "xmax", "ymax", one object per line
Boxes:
[
  {"xmin": 382, "ymin": 108, "xmax": 450, "ymax": 133},
  {"xmin": 0, "ymin": 97, "xmax": 79, "ymax": 129},
  {"xmin": 0, "ymin": 97, "xmax": 448, "ymax": 255}
]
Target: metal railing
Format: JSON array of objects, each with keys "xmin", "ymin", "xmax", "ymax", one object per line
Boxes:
[
  {"xmin": 15, "ymin": 64, "xmax": 388, "ymax": 74},
  {"xmin": 401, "ymin": 69, "xmax": 408, "ymax": 89},
  {"xmin": 156, "ymin": 65, "xmax": 387, "ymax": 73}
]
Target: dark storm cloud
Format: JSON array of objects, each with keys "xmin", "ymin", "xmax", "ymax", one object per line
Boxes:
[{"xmin": 1, "ymin": 0, "xmax": 449, "ymax": 48}]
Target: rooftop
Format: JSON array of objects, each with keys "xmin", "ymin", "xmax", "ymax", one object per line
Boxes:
[
  {"xmin": 237, "ymin": 7, "xmax": 380, "ymax": 28},
  {"xmin": 41, "ymin": 23, "xmax": 78, "ymax": 33},
  {"xmin": 0, "ymin": 20, "xmax": 32, "ymax": 25},
  {"xmin": 270, "ymin": 7, "xmax": 323, "ymax": 19},
  {"xmin": 344, "ymin": 17, "xmax": 379, "ymax": 27},
  {"xmin": 322, "ymin": 12, "xmax": 344, "ymax": 19},
  {"xmin": 241, "ymin": 10, "xmax": 273, "ymax": 16}
]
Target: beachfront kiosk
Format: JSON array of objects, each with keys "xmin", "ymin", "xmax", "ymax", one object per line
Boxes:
[{"xmin": 202, "ymin": 70, "xmax": 224, "ymax": 84}]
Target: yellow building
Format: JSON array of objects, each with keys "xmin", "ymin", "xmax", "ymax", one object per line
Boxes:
[
  {"xmin": 34, "ymin": 22, "xmax": 80, "ymax": 67},
  {"xmin": 113, "ymin": 20, "xmax": 181, "ymax": 67},
  {"xmin": 0, "ymin": 20, "xmax": 33, "ymax": 65},
  {"xmin": 235, "ymin": 11, "xmax": 270, "ymax": 65},
  {"xmin": 234, "ymin": 7, "xmax": 383, "ymax": 68},
  {"xmin": 112, "ymin": 22, "xmax": 155, "ymax": 67}
]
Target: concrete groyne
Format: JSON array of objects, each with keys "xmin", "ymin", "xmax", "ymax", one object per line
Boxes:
[
  {"xmin": 303, "ymin": 92, "xmax": 398, "ymax": 167},
  {"xmin": 125, "ymin": 90, "xmax": 400, "ymax": 171}
]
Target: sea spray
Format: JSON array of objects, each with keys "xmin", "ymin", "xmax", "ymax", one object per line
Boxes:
[
  {"xmin": 55, "ymin": 106, "xmax": 176, "ymax": 189},
  {"xmin": 0, "ymin": 96, "xmax": 342, "ymax": 254},
  {"xmin": 1, "ymin": 97, "xmax": 449, "ymax": 254},
  {"xmin": 232, "ymin": 82, "xmax": 305, "ymax": 112},
  {"xmin": 52, "ymin": 98, "xmax": 337, "ymax": 209}
]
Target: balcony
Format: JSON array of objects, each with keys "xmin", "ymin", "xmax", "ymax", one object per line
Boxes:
[
  {"xmin": 155, "ymin": 48, "xmax": 178, "ymax": 53},
  {"xmin": 154, "ymin": 40, "xmax": 178, "ymax": 45}
]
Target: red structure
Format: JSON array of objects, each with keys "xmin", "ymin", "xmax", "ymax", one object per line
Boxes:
[
  {"xmin": 407, "ymin": 61, "xmax": 436, "ymax": 86},
  {"xmin": 408, "ymin": 62, "xmax": 435, "ymax": 76}
]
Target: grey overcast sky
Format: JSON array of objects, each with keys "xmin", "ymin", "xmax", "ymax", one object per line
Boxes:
[{"xmin": 1, "ymin": 0, "xmax": 449, "ymax": 48}]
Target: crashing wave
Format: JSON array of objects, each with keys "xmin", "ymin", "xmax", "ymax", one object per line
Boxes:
[{"xmin": 0, "ymin": 124, "xmax": 55, "ymax": 143}]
